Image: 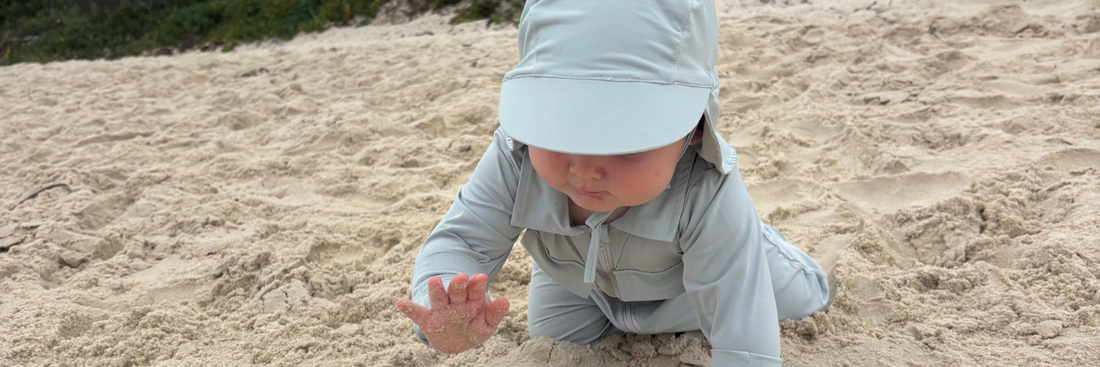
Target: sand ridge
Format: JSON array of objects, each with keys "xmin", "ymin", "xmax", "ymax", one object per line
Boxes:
[{"xmin": 2, "ymin": 0, "xmax": 1099, "ymax": 366}]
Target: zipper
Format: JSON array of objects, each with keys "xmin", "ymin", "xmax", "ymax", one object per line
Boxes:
[{"xmin": 596, "ymin": 225, "xmax": 620, "ymax": 298}]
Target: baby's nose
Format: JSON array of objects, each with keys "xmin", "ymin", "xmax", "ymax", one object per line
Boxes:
[{"xmin": 568, "ymin": 156, "xmax": 604, "ymax": 180}]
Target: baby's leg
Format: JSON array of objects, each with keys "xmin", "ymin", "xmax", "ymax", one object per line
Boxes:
[
  {"xmin": 761, "ymin": 223, "xmax": 830, "ymax": 320},
  {"xmin": 527, "ymin": 261, "xmax": 619, "ymax": 344}
]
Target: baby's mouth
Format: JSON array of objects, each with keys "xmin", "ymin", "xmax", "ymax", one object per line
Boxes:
[{"xmin": 575, "ymin": 187, "xmax": 606, "ymax": 196}]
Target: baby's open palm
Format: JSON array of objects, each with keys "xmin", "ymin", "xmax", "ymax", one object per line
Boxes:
[{"xmin": 396, "ymin": 273, "xmax": 510, "ymax": 354}]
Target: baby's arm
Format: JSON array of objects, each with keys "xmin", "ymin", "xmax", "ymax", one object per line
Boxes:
[
  {"xmin": 680, "ymin": 167, "xmax": 782, "ymax": 367},
  {"xmin": 401, "ymin": 128, "xmax": 526, "ymax": 351}
]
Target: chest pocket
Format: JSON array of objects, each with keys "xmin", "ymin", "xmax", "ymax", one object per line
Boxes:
[
  {"xmin": 539, "ymin": 232, "xmax": 586, "ymax": 267},
  {"xmin": 612, "ymin": 234, "xmax": 686, "ymax": 302}
]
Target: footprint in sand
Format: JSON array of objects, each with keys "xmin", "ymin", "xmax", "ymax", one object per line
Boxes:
[
  {"xmin": 73, "ymin": 194, "xmax": 132, "ymax": 231},
  {"xmin": 126, "ymin": 255, "xmax": 209, "ymax": 306},
  {"xmin": 73, "ymin": 130, "xmax": 155, "ymax": 147},
  {"xmin": 283, "ymin": 131, "xmax": 345, "ymax": 156},
  {"xmin": 982, "ymin": 78, "xmax": 1053, "ymax": 96},
  {"xmin": 831, "ymin": 172, "xmax": 969, "ymax": 215},
  {"xmin": 747, "ymin": 178, "xmax": 829, "ymax": 219},
  {"xmin": 1035, "ymin": 148, "xmax": 1100, "ymax": 175}
]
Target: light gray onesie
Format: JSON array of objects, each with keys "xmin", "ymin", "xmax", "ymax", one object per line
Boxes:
[{"xmin": 409, "ymin": 128, "xmax": 829, "ymax": 366}]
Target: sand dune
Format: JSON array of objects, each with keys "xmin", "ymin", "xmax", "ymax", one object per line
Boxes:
[{"xmin": 2, "ymin": 0, "xmax": 1099, "ymax": 366}]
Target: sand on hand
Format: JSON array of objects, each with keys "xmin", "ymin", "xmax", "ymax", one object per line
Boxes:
[{"xmin": 1, "ymin": 0, "xmax": 1099, "ymax": 366}]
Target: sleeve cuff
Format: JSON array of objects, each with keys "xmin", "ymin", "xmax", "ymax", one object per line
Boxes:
[
  {"xmin": 413, "ymin": 324, "xmax": 431, "ymax": 347},
  {"xmin": 710, "ymin": 349, "xmax": 783, "ymax": 367}
]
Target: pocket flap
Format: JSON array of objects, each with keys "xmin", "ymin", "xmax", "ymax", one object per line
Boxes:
[{"xmin": 612, "ymin": 262, "xmax": 686, "ymax": 302}]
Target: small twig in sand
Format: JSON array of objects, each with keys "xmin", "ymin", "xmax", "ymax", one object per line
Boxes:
[
  {"xmin": 241, "ymin": 67, "xmax": 270, "ymax": 78},
  {"xmin": 469, "ymin": 53, "xmax": 491, "ymax": 67},
  {"xmin": 9, "ymin": 183, "xmax": 72, "ymax": 211}
]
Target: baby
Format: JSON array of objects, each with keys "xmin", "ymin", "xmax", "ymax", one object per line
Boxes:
[{"xmin": 396, "ymin": 0, "xmax": 829, "ymax": 365}]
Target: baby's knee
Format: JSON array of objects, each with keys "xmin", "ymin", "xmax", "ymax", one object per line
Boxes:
[{"xmin": 526, "ymin": 307, "xmax": 615, "ymax": 344}]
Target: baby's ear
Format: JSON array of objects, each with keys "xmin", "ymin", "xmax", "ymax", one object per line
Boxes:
[
  {"xmin": 691, "ymin": 115, "xmax": 706, "ymax": 146},
  {"xmin": 690, "ymin": 124, "xmax": 705, "ymax": 146}
]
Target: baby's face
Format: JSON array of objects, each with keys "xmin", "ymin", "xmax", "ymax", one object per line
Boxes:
[{"xmin": 528, "ymin": 136, "xmax": 688, "ymax": 213}]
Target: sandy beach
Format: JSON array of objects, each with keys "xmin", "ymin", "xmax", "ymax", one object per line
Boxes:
[{"xmin": 2, "ymin": 0, "xmax": 1099, "ymax": 365}]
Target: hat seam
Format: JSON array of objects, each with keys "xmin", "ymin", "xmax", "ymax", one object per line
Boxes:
[
  {"xmin": 502, "ymin": 73, "xmax": 714, "ymax": 88},
  {"xmin": 669, "ymin": 0, "xmax": 697, "ymax": 84}
]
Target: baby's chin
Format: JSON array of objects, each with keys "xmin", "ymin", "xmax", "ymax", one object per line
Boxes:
[
  {"xmin": 568, "ymin": 194, "xmax": 620, "ymax": 213},
  {"xmin": 569, "ymin": 191, "xmax": 665, "ymax": 214}
]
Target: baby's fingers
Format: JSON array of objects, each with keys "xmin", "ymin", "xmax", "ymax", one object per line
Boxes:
[
  {"xmin": 396, "ymin": 298, "xmax": 430, "ymax": 326},
  {"xmin": 428, "ymin": 276, "xmax": 449, "ymax": 311},
  {"xmin": 472, "ymin": 297, "xmax": 510, "ymax": 339},
  {"xmin": 467, "ymin": 273, "xmax": 488, "ymax": 302},
  {"xmin": 447, "ymin": 273, "xmax": 469, "ymax": 304}
]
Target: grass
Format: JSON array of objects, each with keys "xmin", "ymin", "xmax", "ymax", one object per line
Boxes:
[{"xmin": 0, "ymin": 0, "xmax": 521, "ymax": 66}]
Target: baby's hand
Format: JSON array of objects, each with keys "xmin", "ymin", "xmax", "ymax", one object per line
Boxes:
[{"xmin": 396, "ymin": 273, "xmax": 510, "ymax": 354}]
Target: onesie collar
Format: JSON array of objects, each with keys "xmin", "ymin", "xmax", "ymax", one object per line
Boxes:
[{"xmin": 507, "ymin": 138, "xmax": 691, "ymax": 244}]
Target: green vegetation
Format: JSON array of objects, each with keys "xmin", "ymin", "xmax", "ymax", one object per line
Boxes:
[
  {"xmin": 451, "ymin": 0, "xmax": 522, "ymax": 25},
  {"xmin": 0, "ymin": 0, "xmax": 522, "ymax": 66}
]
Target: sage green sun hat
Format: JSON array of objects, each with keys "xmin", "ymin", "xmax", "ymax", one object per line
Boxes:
[{"xmin": 498, "ymin": 0, "xmax": 736, "ymax": 173}]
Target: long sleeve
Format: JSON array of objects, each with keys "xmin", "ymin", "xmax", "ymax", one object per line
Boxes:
[
  {"xmin": 409, "ymin": 128, "xmax": 525, "ymax": 342},
  {"xmin": 680, "ymin": 167, "xmax": 782, "ymax": 367}
]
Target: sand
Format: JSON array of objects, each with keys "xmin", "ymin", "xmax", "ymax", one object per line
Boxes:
[{"xmin": 1, "ymin": 0, "xmax": 1099, "ymax": 366}]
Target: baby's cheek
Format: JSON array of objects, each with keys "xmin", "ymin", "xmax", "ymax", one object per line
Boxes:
[
  {"xmin": 529, "ymin": 153, "xmax": 560, "ymax": 180},
  {"xmin": 620, "ymin": 169, "xmax": 672, "ymax": 204}
]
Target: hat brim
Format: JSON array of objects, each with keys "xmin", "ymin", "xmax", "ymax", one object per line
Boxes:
[{"xmin": 499, "ymin": 77, "xmax": 710, "ymax": 155}]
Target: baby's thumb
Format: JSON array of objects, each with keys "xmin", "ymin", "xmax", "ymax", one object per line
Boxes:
[
  {"xmin": 484, "ymin": 297, "xmax": 510, "ymax": 329},
  {"xmin": 396, "ymin": 298, "xmax": 429, "ymax": 325}
]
